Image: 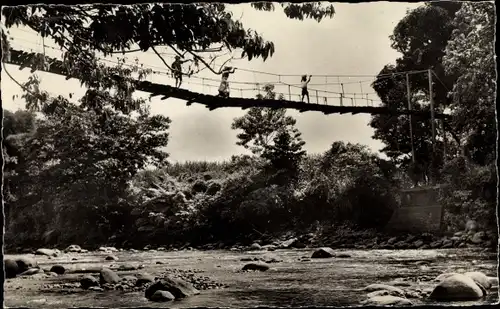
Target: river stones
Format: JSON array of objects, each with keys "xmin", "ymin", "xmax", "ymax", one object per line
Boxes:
[
  {"xmin": 362, "ymin": 295, "xmax": 412, "ymax": 306},
  {"xmin": 429, "ymin": 273, "xmax": 485, "ymax": 301},
  {"xmin": 464, "ymin": 271, "xmax": 492, "ymax": 289},
  {"xmin": 150, "ymin": 290, "xmax": 175, "ymax": 302},
  {"xmin": 50, "ymin": 265, "xmax": 66, "ymax": 275},
  {"xmin": 145, "ymin": 276, "xmax": 200, "ymax": 300},
  {"xmin": 117, "ymin": 264, "xmax": 137, "ymax": 271},
  {"xmin": 80, "ymin": 275, "xmax": 100, "ymax": 289},
  {"xmin": 122, "ymin": 275, "xmax": 138, "ymax": 284},
  {"xmin": 363, "ymin": 284, "xmax": 405, "ymax": 297},
  {"xmin": 249, "ymin": 243, "xmax": 262, "ymax": 251},
  {"xmin": 4, "ymin": 259, "xmax": 19, "ymax": 278},
  {"xmin": 136, "ymin": 273, "xmax": 156, "ymax": 287},
  {"xmin": 279, "ymin": 237, "xmax": 298, "ymax": 249},
  {"xmin": 105, "ymin": 255, "xmax": 118, "ymax": 261},
  {"xmin": 261, "ymin": 255, "xmax": 282, "ymax": 264},
  {"xmin": 64, "ymin": 245, "xmax": 82, "ymax": 253},
  {"xmin": 19, "ymin": 268, "xmax": 44, "ymax": 276},
  {"xmin": 99, "ymin": 246, "xmax": 118, "ymax": 253},
  {"xmin": 311, "ymin": 247, "xmax": 336, "ymax": 258},
  {"xmin": 242, "ymin": 262, "xmax": 270, "ymax": 271},
  {"xmin": 99, "ymin": 268, "xmax": 120, "ymax": 284},
  {"xmin": 35, "ymin": 248, "xmax": 59, "ymax": 257}
]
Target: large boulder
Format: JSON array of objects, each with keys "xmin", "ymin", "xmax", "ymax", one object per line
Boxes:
[
  {"xmin": 311, "ymin": 247, "xmax": 336, "ymax": 258},
  {"xmin": 464, "ymin": 271, "xmax": 492, "ymax": 290},
  {"xmin": 429, "ymin": 273, "xmax": 485, "ymax": 301},
  {"xmin": 99, "ymin": 268, "xmax": 120, "ymax": 285},
  {"xmin": 145, "ymin": 277, "xmax": 200, "ymax": 300},
  {"xmin": 4, "ymin": 259, "xmax": 19, "ymax": 278}
]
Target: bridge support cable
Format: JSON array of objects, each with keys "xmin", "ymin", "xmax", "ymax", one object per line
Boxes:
[
  {"xmin": 428, "ymin": 68, "xmax": 437, "ymax": 185},
  {"xmin": 340, "ymin": 83, "xmax": 345, "ymax": 106},
  {"xmin": 406, "ymin": 73, "xmax": 416, "ymax": 165}
]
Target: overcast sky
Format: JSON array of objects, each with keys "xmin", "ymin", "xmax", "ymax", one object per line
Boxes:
[{"xmin": 1, "ymin": 2, "xmax": 423, "ymax": 162}]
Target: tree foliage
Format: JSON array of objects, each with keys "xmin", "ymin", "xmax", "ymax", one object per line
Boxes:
[
  {"xmin": 231, "ymin": 84, "xmax": 300, "ymax": 155},
  {"xmin": 2, "ymin": 3, "xmax": 335, "ymax": 75},
  {"xmin": 231, "ymin": 83, "xmax": 306, "ymax": 176},
  {"xmin": 369, "ymin": 3, "xmax": 461, "ymax": 182},
  {"xmin": 442, "ymin": 1, "xmax": 496, "ymax": 165}
]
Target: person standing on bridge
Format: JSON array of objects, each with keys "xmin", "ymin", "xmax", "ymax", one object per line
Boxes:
[
  {"xmin": 300, "ymin": 74, "xmax": 312, "ymax": 103},
  {"xmin": 172, "ymin": 55, "xmax": 191, "ymax": 88},
  {"xmin": 218, "ymin": 66, "xmax": 236, "ymax": 98}
]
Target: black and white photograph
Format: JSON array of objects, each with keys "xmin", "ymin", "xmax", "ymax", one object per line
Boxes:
[{"xmin": 1, "ymin": 1, "xmax": 498, "ymax": 308}]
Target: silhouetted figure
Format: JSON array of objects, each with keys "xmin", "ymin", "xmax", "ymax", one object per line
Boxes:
[
  {"xmin": 301, "ymin": 75, "xmax": 312, "ymax": 103},
  {"xmin": 172, "ymin": 56, "xmax": 191, "ymax": 88},
  {"xmin": 218, "ymin": 66, "xmax": 236, "ymax": 98}
]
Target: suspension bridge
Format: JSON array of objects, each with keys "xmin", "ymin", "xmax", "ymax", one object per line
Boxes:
[{"xmin": 4, "ymin": 48, "xmax": 450, "ymax": 120}]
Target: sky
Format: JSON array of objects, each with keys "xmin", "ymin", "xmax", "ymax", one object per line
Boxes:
[{"xmin": 1, "ymin": 2, "xmax": 423, "ymax": 163}]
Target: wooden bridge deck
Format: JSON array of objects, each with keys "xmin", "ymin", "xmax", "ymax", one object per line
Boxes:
[{"xmin": 5, "ymin": 49, "xmax": 450, "ymax": 120}]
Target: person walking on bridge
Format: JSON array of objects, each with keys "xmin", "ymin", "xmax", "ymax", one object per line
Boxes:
[
  {"xmin": 218, "ymin": 66, "xmax": 237, "ymax": 98},
  {"xmin": 172, "ymin": 55, "xmax": 191, "ymax": 88},
  {"xmin": 301, "ymin": 74, "xmax": 312, "ymax": 103}
]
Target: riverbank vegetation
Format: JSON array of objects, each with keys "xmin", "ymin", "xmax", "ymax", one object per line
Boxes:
[{"xmin": 2, "ymin": 2, "xmax": 496, "ymax": 251}]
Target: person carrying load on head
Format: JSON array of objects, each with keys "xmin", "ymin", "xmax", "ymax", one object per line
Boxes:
[
  {"xmin": 218, "ymin": 66, "xmax": 236, "ymax": 98},
  {"xmin": 172, "ymin": 55, "xmax": 192, "ymax": 88},
  {"xmin": 300, "ymin": 74, "xmax": 312, "ymax": 103}
]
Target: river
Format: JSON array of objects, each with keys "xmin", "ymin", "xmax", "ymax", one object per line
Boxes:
[{"xmin": 3, "ymin": 248, "xmax": 498, "ymax": 308}]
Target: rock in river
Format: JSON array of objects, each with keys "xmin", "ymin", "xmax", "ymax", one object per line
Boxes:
[
  {"xmin": 50, "ymin": 265, "xmax": 66, "ymax": 275},
  {"xmin": 249, "ymin": 243, "xmax": 262, "ymax": 251},
  {"xmin": 19, "ymin": 268, "xmax": 43, "ymax": 276},
  {"xmin": 100, "ymin": 268, "xmax": 120, "ymax": 285},
  {"xmin": 311, "ymin": 247, "xmax": 336, "ymax": 258},
  {"xmin": 4, "ymin": 259, "xmax": 19, "ymax": 278},
  {"xmin": 150, "ymin": 290, "xmax": 176, "ymax": 302},
  {"xmin": 15, "ymin": 257, "xmax": 38, "ymax": 273},
  {"xmin": 429, "ymin": 273, "xmax": 485, "ymax": 301},
  {"xmin": 362, "ymin": 295, "xmax": 412, "ymax": 306},
  {"xmin": 242, "ymin": 262, "xmax": 270, "ymax": 272},
  {"xmin": 136, "ymin": 273, "xmax": 156, "ymax": 287},
  {"xmin": 64, "ymin": 245, "xmax": 82, "ymax": 253},
  {"xmin": 363, "ymin": 284, "xmax": 405, "ymax": 297},
  {"xmin": 145, "ymin": 276, "xmax": 200, "ymax": 300},
  {"xmin": 35, "ymin": 248, "xmax": 59, "ymax": 257},
  {"xmin": 464, "ymin": 271, "xmax": 492, "ymax": 290},
  {"xmin": 81, "ymin": 275, "xmax": 100, "ymax": 289}
]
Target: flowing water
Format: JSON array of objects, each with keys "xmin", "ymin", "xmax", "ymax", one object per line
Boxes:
[{"xmin": 3, "ymin": 248, "xmax": 498, "ymax": 308}]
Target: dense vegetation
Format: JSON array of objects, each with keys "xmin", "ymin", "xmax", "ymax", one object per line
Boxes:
[{"xmin": 2, "ymin": 2, "xmax": 496, "ymax": 250}]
